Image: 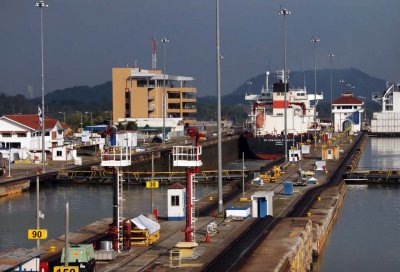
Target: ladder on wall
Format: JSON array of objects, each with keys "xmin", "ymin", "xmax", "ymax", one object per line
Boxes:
[{"xmin": 117, "ymin": 170, "xmax": 124, "ymax": 252}]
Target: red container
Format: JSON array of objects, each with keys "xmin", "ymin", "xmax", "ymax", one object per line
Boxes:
[
  {"xmin": 40, "ymin": 261, "xmax": 49, "ymax": 272},
  {"xmin": 153, "ymin": 209, "xmax": 159, "ymax": 219}
]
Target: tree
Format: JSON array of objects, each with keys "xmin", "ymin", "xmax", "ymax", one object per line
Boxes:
[{"xmin": 116, "ymin": 121, "xmax": 138, "ymax": 131}]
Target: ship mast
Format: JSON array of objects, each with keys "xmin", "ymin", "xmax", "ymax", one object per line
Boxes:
[{"xmin": 151, "ymin": 36, "xmax": 157, "ymax": 69}]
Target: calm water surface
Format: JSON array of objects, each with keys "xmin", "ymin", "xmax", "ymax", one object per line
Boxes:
[
  {"xmin": 318, "ymin": 137, "xmax": 400, "ymax": 271},
  {"xmin": 0, "ymin": 182, "xmax": 216, "ymax": 250}
]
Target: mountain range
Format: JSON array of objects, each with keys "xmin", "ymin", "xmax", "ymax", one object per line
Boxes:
[{"xmin": 0, "ymin": 68, "xmax": 388, "ymax": 121}]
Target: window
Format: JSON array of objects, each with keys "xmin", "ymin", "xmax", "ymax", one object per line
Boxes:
[
  {"xmin": 2, "ymin": 133, "xmax": 11, "ymax": 138},
  {"xmin": 56, "ymin": 150, "xmax": 62, "ymax": 157},
  {"xmin": 171, "ymin": 195, "xmax": 180, "ymax": 206},
  {"xmin": 45, "ymin": 131, "xmax": 50, "ymax": 136},
  {"xmin": 17, "ymin": 133, "xmax": 26, "ymax": 138},
  {"xmin": 353, "ymin": 106, "xmax": 358, "ymax": 109},
  {"xmin": 337, "ymin": 106, "xmax": 341, "ymax": 109}
]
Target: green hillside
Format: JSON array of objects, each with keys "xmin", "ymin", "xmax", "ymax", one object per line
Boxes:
[{"xmin": 0, "ymin": 68, "xmax": 387, "ymax": 125}]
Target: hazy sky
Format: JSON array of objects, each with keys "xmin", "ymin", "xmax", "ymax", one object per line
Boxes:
[{"xmin": 1, "ymin": 0, "xmax": 399, "ymax": 98}]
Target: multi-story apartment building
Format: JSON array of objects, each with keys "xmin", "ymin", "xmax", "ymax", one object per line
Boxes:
[{"xmin": 112, "ymin": 67, "xmax": 197, "ymax": 126}]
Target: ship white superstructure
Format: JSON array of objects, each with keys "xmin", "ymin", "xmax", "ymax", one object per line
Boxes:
[
  {"xmin": 371, "ymin": 83, "xmax": 400, "ymax": 133},
  {"xmin": 245, "ymin": 70, "xmax": 323, "ymax": 136}
]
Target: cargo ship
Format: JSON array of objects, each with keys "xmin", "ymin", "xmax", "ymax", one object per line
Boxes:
[
  {"xmin": 239, "ymin": 70, "xmax": 323, "ymax": 160},
  {"xmin": 370, "ymin": 82, "xmax": 400, "ymax": 135}
]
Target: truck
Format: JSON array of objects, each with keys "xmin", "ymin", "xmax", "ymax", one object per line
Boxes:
[{"xmin": 60, "ymin": 244, "xmax": 96, "ymax": 272}]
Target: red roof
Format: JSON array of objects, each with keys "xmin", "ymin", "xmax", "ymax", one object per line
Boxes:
[
  {"xmin": 332, "ymin": 94, "xmax": 363, "ymax": 105},
  {"xmin": 3, "ymin": 114, "xmax": 59, "ymax": 130},
  {"xmin": 168, "ymin": 183, "xmax": 185, "ymax": 189}
]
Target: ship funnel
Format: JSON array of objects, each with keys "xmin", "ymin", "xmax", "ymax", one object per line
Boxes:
[{"xmin": 276, "ymin": 70, "xmax": 289, "ymax": 82}]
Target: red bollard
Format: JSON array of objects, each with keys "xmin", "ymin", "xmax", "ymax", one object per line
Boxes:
[{"xmin": 205, "ymin": 232, "xmax": 211, "ymax": 243}]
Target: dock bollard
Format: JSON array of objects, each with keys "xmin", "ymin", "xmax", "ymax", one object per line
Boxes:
[{"xmin": 205, "ymin": 233, "xmax": 210, "ymax": 243}]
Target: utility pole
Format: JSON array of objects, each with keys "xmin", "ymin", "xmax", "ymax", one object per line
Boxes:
[
  {"xmin": 216, "ymin": 0, "xmax": 223, "ymax": 213},
  {"xmin": 35, "ymin": 0, "xmax": 48, "ymax": 173},
  {"xmin": 278, "ymin": 8, "xmax": 291, "ymax": 163}
]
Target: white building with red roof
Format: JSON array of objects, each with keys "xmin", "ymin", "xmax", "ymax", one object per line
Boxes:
[
  {"xmin": 332, "ymin": 93, "xmax": 364, "ymax": 133},
  {"xmin": 0, "ymin": 114, "xmax": 65, "ymax": 157}
]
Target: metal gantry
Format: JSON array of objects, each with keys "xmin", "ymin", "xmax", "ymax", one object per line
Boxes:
[
  {"xmin": 100, "ymin": 147, "xmax": 132, "ymax": 252},
  {"xmin": 172, "ymin": 128, "xmax": 203, "ymax": 242}
]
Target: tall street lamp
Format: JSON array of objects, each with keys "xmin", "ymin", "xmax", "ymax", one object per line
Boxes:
[
  {"xmin": 85, "ymin": 112, "xmax": 93, "ymax": 145},
  {"xmin": 339, "ymin": 79, "xmax": 345, "ymax": 95},
  {"xmin": 328, "ymin": 52, "xmax": 335, "ymax": 129},
  {"xmin": 216, "ymin": 0, "xmax": 223, "ymax": 213},
  {"xmin": 311, "ymin": 36, "xmax": 320, "ymax": 141},
  {"xmin": 161, "ymin": 37, "xmax": 169, "ymax": 147},
  {"xmin": 35, "ymin": 0, "xmax": 48, "ymax": 173},
  {"xmin": 278, "ymin": 7, "xmax": 291, "ymax": 163},
  {"xmin": 246, "ymin": 81, "xmax": 253, "ymax": 93},
  {"xmin": 76, "ymin": 111, "xmax": 83, "ymax": 131}
]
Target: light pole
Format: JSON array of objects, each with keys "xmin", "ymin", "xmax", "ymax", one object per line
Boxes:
[
  {"xmin": 105, "ymin": 110, "xmax": 112, "ymax": 125},
  {"xmin": 339, "ymin": 79, "xmax": 345, "ymax": 95},
  {"xmin": 58, "ymin": 111, "xmax": 66, "ymax": 124},
  {"xmin": 278, "ymin": 7, "xmax": 291, "ymax": 163},
  {"xmin": 311, "ymin": 36, "xmax": 320, "ymax": 142},
  {"xmin": 76, "ymin": 111, "xmax": 83, "ymax": 131},
  {"xmin": 216, "ymin": 0, "xmax": 223, "ymax": 213},
  {"xmin": 328, "ymin": 52, "xmax": 335, "ymax": 129},
  {"xmin": 85, "ymin": 112, "xmax": 93, "ymax": 145},
  {"xmin": 161, "ymin": 37, "xmax": 169, "ymax": 147},
  {"xmin": 35, "ymin": 0, "xmax": 48, "ymax": 172}
]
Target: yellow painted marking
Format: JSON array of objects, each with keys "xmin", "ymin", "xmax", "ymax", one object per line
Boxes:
[
  {"xmin": 53, "ymin": 266, "xmax": 79, "ymax": 272},
  {"xmin": 146, "ymin": 180, "xmax": 159, "ymax": 188},
  {"xmin": 27, "ymin": 229, "xmax": 47, "ymax": 240}
]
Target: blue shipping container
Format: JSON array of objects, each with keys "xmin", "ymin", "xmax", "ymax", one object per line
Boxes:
[{"xmin": 283, "ymin": 181, "xmax": 294, "ymax": 195}]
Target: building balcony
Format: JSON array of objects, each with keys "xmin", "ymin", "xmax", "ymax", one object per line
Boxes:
[
  {"xmin": 148, "ymin": 104, "xmax": 155, "ymax": 112},
  {"xmin": 168, "ymin": 98, "xmax": 181, "ymax": 103},
  {"xmin": 148, "ymin": 95, "xmax": 155, "ymax": 101},
  {"xmin": 180, "ymin": 87, "xmax": 197, "ymax": 93},
  {"xmin": 167, "ymin": 109, "xmax": 181, "ymax": 113},
  {"xmin": 182, "ymin": 108, "xmax": 196, "ymax": 113},
  {"xmin": 182, "ymin": 98, "xmax": 196, "ymax": 103}
]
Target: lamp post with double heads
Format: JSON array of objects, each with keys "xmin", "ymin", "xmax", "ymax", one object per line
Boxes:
[
  {"xmin": 278, "ymin": 7, "xmax": 291, "ymax": 163},
  {"xmin": 161, "ymin": 37, "xmax": 169, "ymax": 147},
  {"xmin": 216, "ymin": 0, "xmax": 223, "ymax": 213},
  {"xmin": 85, "ymin": 112, "xmax": 93, "ymax": 144},
  {"xmin": 35, "ymin": 0, "xmax": 48, "ymax": 172},
  {"xmin": 311, "ymin": 36, "xmax": 320, "ymax": 142},
  {"xmin": 328, "ymin": 52, "xmax": 335, "ymax": 129}
]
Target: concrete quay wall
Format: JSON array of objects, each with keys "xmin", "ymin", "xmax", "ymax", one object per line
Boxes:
[
  {"xmin": 308, "ymin": 180, "xmax": 346, "ymax": 257},
  {"xmin": 239, "ymin": 218, "xmax": 314, "ymax": 272}
]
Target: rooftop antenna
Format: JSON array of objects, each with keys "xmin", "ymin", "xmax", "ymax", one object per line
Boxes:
[{"xmin": 151, "ymin": 37, "xmax": 157, "ymax": 69}]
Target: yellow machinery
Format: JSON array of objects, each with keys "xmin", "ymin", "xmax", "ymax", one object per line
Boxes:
[
  {"xmin": 260, "ymin": 165, "xmax": 282, "ymax": 183},
  {"xmin": 130, "ymin": 215, "xmax": 161, "ymax": 247},
  {"xmin": 131, "ymin": 228, "xmax": 160, "ymax": 246}
]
